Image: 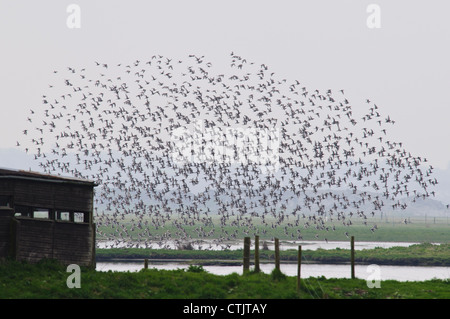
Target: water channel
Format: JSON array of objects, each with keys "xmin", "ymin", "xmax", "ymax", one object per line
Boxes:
[{"xmin": 95, "ymin": 241, "xmax": 449, "ymax": 281}]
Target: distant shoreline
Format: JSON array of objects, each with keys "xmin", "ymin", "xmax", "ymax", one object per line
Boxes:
[{"xmin": 95, "ymin": 242, "xmax": 450, "ymax": 267}]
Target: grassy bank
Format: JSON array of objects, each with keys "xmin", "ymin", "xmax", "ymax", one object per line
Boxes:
[
  {"xmin": 96, "ymin": 243, "xmax": 450, "ymax": 266},
  {"xmin": 0, "ymin": 259, "xmax": 448, "ymax": 299}
]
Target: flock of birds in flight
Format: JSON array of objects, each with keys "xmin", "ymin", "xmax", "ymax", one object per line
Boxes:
[{"xmin": 19, "ymin": 53, "xmax": 439, "ymax": 249}]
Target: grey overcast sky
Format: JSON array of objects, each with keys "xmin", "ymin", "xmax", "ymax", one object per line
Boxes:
[{"xmin": 1, "ymin": 0, "xmax": 450, "ymax": 170}]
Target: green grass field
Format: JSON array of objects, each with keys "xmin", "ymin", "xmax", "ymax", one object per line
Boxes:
[
  {"xmin": 96, "ymin": 215, "xmax": 450, "ymax": 243},
  {"xmin": 0, "ymin": 258, "xmax": 448, "ymax": 299}
]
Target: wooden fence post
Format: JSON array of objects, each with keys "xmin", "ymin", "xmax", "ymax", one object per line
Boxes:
[
  {"xmin": 243, "ymin": 237, "xmax": 251, "ymax": 273},
  {"xmin": 254, "ymin": 235, "xmax": 260, "ymax": 273},
  {"xmin": 144, "ymin": 258, "xmax": 148, "ymax": 269},
  {"xmin": 297, "ymin": 245, "xmax": 302, "ymax": 293},
  {"xmin": 351, "ymin": 236, "xmax": 355, "ymax": 279},
  {"xmin": 274, "ymin": 238, "xmax": 280, "ymax": 271}
]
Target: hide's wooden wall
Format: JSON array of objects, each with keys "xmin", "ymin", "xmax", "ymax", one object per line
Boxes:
[
  {"xmin": 13, "ymin": 217, "xmax": 95, "ymax": 267},
  {"xmin": 0, "ymin": 215, "xmax": 12, "ymax": 259},
  {"xmin": 0, "ymin": 176, "xmax": 96, "ymax": 266},
  {"xmin": 0, "ymin": 179, "xmax": 93, "ymax": 213}
]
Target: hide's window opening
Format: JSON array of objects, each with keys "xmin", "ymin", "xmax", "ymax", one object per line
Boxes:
[
  {"xmin": 74, "ymin": 212, "xmax": 85, "ymax": 223},
  {"xmin": 0, "ymin": 195, "xmax": 11, "ymax": 207},
  {"xmin": 58, "ymin": 211, "xmax": 71, "ymax": 221},
  {"xmin": 33, "ymin": 208, "xmax": 50, "ymax": 219},
  {"xmin": 14, "ymin": 205, "xmax": 32, "ymax": 217},
  {"xmin": 12, "ymin": 206, "xmax": 88, "ymax": 223}
]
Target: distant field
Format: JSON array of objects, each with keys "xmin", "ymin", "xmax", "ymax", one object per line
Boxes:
[{"xmin": 95, "ymin": 214, "xmax": 450, "ymax": 244}]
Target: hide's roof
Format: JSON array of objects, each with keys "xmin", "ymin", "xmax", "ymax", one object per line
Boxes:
[{"xmin": 0, "ymin": 168, "xmax": 97, "ymax": 186}]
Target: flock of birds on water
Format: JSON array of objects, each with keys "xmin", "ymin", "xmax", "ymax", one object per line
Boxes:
[{"xmin": 19, "ymin": 53, "xmax": 439, "ymax": 249}]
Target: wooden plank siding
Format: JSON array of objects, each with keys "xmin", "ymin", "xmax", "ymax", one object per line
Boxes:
[
  {"xmin": 14, "ymin": 217, "xmax": 95, "ymax": 267},
  {"xmin": 0, "ymin": 216, "xmax": 11, "ymax": 259},
  {"xmin": 13, "ymin": 180, "xmax": 55, "ymax": 209},
  {"xmin": 0, "ymin": 179, "xmax": 94, "ymax": 214}
]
